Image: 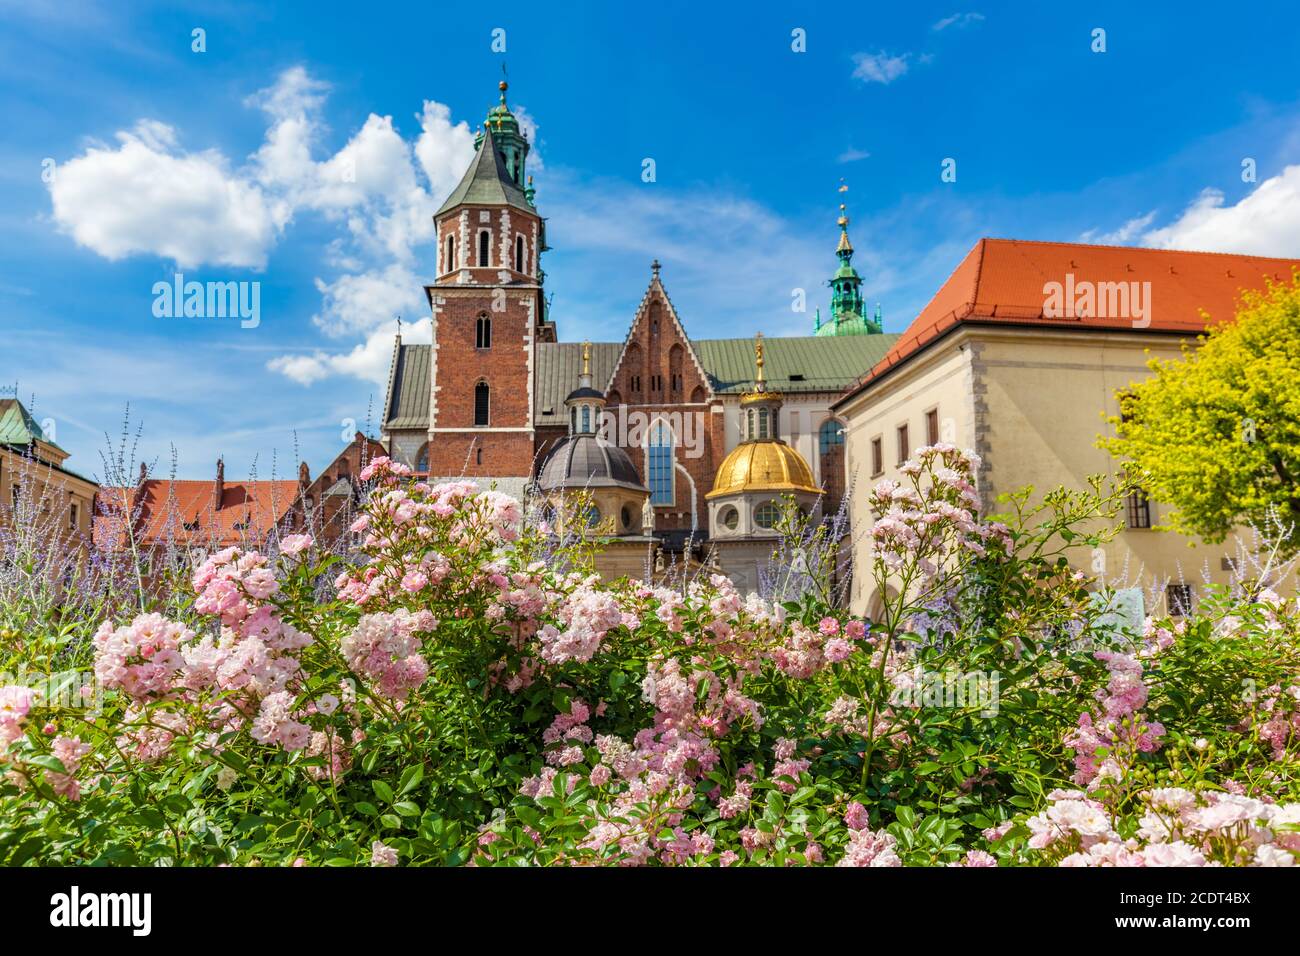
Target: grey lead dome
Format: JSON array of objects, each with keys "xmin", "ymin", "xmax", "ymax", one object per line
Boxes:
[{"xmin": 537, "ymin": 434, "xmax": 646, "ymax": 492}]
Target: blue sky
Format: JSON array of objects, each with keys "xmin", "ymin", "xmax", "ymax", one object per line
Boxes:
[{"xmin": 3, "ymin": 0, "xmax": 1300, "ymax": 480}]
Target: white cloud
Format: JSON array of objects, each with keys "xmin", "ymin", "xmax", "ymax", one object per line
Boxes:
[
  {"xmin": 933, "ymin": 12, "xmax": 985, "ymax": 31},
  {"xmin": 414, "ymin": 100, "xmax": 478, "ymax": 204},
  {"xmin": 1141, "ymin": 164, "xmax": 1300, "ymax": 256},
  {"xmin": 837, "ymin": 147, "xmax": 871, "ymax": 164},
  {"xmin": 310, "ymin": 263, "xmax": 427, "ymax": 338},
  {"xmin": 49, "ymin": 64, "xmax": 483, "ymax": 381},
  {"xmin": 852, "ymin": 51, "xmax": 911, "ymax": 85},
  {"xmin": 1078, "ymin": 210, "xmax": 1157, "ymax": 245},
  {"xmin": 48, "ymin": 121, "xmax": 281, "ymax": 269},
  {"xmin": 268, "ymin": 317, "xmax": 430, "ymax": 387}
]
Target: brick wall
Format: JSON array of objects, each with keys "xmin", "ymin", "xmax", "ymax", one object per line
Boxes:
[
  {"xmin": 426, "ymin": 201, "xmax": 543, "ymax": 481},
  {"xmin": 603, "ymin": 281, "xmax": 723, "ymax": 533}
]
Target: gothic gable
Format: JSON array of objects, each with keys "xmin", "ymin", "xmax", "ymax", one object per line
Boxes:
[{"xmin": 604, "ymin": 269, "xmax": 713, "ymax": 405}]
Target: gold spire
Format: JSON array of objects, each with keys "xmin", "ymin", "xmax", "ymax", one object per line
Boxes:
[
  {"xmin": 582, "ymin": 340, "xmax": 591, "ymax": 376},
  {"xmin": 740, "ymin": 332, "xmax": 781, "ymax": 406},
  {"xmin": 837, "ymin": 202, "xmax": 854, "ymax": 255}
]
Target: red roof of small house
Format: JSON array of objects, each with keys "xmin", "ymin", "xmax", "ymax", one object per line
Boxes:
[
  {"xmin": 835, "ymin": 239, "xmax": 1300, "ymax": 406},
  {"xmin": 94, "ymin": 478, "xmax": 300, "ymax": 551}
]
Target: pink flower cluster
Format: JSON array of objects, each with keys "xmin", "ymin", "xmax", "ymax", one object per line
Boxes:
[
  {"xmin": 771, "ymin": 615, "xmax": 868, "ymax": 678},
  {"xmin": 0, "ymin": 684, "xmax": 35, "ymax": 753},
  {"xmin": 868, "ymin": 444, "xmax": 1010, "ymax": 576},
  {"xmin": 1025, "ymin": 787, "xmax": 1298, "ymax": 867},
  {"xmin": 1064, "ymin": 651, "xmax": 1164, "ymax": 787},
  {"xmin": 837, "ymin": 822, "xmax": 902, "ymax": 867},
  {"xmin": 193, "ymin": 548, "xmax": 279, "ymax": 625},
  {"xmin": 46, "ymin": 736, "xmax": 92, "ymax": 800},
  {"xmin": 339, "ymin": 609, "xmax": 435, "ymax": 701},
  {"xmin": 536, "ymin": 585, "xmax": 623, "ymax": 664},
  {"xmin": 92, "ymin": 613, "xmax": 194, "ymax": 700}
]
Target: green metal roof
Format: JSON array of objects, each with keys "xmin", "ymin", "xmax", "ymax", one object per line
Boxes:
[
  {"xmin": 535, "ymin": 342, "xmax": 624, "ymax": 426},
  {"xmin": 435, "ymin": 127, "xmax": 534, "ymax": 216},
  {"xmin": 693, "ymin": 334, "xmax": 899, "ymax": 394},
  {"xmin": 384, "ymin": 335, "xmax": 900, "ymax": 432},
  {"xmin": 383, "ymin": 344, "xmax": 431, "ymax": 430},
  {"xmin": 0, "ymin": 398, "xmax": 61, "ymax": 450}
]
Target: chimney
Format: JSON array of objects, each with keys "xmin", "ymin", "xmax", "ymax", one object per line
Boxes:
[
  {"xmin": 298, "ymin": 460, "xmax": 311, "ymax": 488},
  {"xmin": 131, "ymin": 461, "xmax": 149, "ymax": 515},
  {"xmin": 213, "ymin": 458, "xmax": 225, "ymax": 511}
]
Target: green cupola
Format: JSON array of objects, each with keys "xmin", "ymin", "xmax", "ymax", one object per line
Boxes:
[
  {"xmin": 814, "ymin": 202, "xmax": 881, "ymax": 336},
  {"xmin": 477, "ymin": 80, "xmax": 530, "ymax": 191}
]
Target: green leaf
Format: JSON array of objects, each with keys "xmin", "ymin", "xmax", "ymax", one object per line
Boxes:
[
  {"xmin": 398, "ymin": 764, "xmax": 424, "ymax": 795},
  {"xmin": 372, "ymin": 780, "xmax": 395, "ymax": 804}
]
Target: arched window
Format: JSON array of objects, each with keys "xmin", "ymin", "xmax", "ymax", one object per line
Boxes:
[
  {"xmin": 416, "ymin": 443, "xmax": 429, "ymax": 473},
  {"xmin": 570, "ymin": 407, "xmax": 578, "ymax": 433},
  {"xmin": 474, "ymin": 381, "xmax": 490, "ymax": 426},
  {"xmin": 580, "ymin": 405, "xmax": 591, "ymax": 433},
  {"xmin": 476, "ymin": 314, "xmax": 491, "ymax": 349},
  {"xmin": 515, "ymin": 234, "xmax": 525, "ymax": 273},
  {"xmin": 746, "ymin": 409, "xmax": 755, "ymax": 441},
  {"xmin": 477, "ymin": 230, "xmax": 490, "ymax": 267},
  {"xmin": 758, "ymin": 408, "xmax": 770, "ymax": 439},
  {"xmin": 818, "ymin": 418, "xmax": 847, "ymax": 514},
  {"xmin": 647, "ymin": 421, "xmax": 674, "ymax": 505},
  {"xmin": 444, "ymin": 235, "xmax": 456, "ymax": 273},
  {"xmin": 668, "ymin": 344, "xmax": 684, "ymax": 394},
  {"xmin": 819, "ymin": 418, "xmax": 846, "ymax": 454}
]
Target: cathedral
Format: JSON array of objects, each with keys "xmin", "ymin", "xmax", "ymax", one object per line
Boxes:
[{"xmin": 380, "ymin": 80, "xmax": 897, "ymax": 591}]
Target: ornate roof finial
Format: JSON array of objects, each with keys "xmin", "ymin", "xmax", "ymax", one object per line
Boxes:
[
  {"xmin": 651, "ymin": 258, "xmax": 661, "ymax": 279},
  {"xmin": 500, "ymin": 63, "xmax": 508, "ymax": 104},
  {"xmin": 582, "ymin": 340, "xmax": 591, "ymax": 376},
  {"xmin": 754, "ymin": 332, "xmax": 765, "ymax": 389}
]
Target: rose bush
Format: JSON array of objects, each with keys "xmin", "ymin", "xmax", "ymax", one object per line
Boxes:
[{"xmin": 0, "ymin": 447, "xmax": 1296, "ymax": 866}]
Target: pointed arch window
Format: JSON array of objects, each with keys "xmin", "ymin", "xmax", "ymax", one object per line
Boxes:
[
  {"xmin": 515, "ymin": 235, "xmax": 525, "ymax": 273},
  {"xmin": 476, "ymin": 314, "xmax": 491, "ymax": 349},
  {"xmin": 648, "ymin": 421, "xmax": 674, "ymax": 505},
  {"xmin": 474, "ymin": 381, "xmax": 490, "ymax": 426},
  {"xmin": 477, "ymin": 231, "xmax": 491, "ymax": 267}
]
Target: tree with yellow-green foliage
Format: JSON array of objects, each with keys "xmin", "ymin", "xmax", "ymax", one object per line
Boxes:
[{"xmin": 1101, "ymin": 272, "xmax": 1300, "ymax": 553}]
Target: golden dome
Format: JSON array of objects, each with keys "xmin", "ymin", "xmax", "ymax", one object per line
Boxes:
[{"xmin": 707, "ymin": 441, "xmax": 823, "ymax": 498}]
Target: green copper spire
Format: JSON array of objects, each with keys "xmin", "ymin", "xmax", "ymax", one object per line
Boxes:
[
  {"xmin": 479, "ymin": 79, "xmax": 529, "ymax": 189},
  {"xmin": 436, "ymin": 78, "xmax": 536, "ymax": 216},
  {"xmin": 814, "ymin": 199, "xmax": 881, "ymax": 336}
]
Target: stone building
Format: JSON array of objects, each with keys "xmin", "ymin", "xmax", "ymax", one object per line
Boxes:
[
  {"xmin": 0, "ymin": 396, "xmax": 98, "ymax": 547},
  {"xmin": 832, "ymin": 239, "xmax": 1300, "ymax": 617},
  {"xmin": 379, "ymin": 79, "xmax": 892, "ymax": 581}
]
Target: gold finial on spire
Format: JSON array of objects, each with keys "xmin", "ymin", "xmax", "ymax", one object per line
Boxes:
[
  {"xmin": 754, "ymin": 332, "xmax": 765, "ymax": 389},
  {"xmin": 837, "ymin": 202, "xmax": 849, "ymax": 229},
  {"xmin": 582, "ymin": 340, "xmax": 591, "ymax": 376}
]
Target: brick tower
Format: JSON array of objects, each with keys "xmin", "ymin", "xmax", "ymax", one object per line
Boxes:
[{"xmin": 424, "ymin": 79, "xmax": 553, "ymax": 484}]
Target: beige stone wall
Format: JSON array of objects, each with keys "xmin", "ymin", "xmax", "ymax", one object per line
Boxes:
[
  {"xmin": 0, "ymin": 445, "xmax": 98, "ymax": 545},
  {"xmin": 973, "ymin": 328, "xmax": 1242, "ymax": 604},
  {"xmin": 836, "ymin": 325, "xmax": 1262, "ymax": 618},
  {"xmin": 837, "ymin": 338, "xmax": 977, "ymax": 614}
]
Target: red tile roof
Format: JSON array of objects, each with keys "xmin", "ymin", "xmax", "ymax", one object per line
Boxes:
[
  {"xmin": 837, "ymin": 239, "xmax": 1300, "ymax": 405},
  {"xmin": 94, "ymin": 479, "xmax": 300, "ymax": 551}
]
